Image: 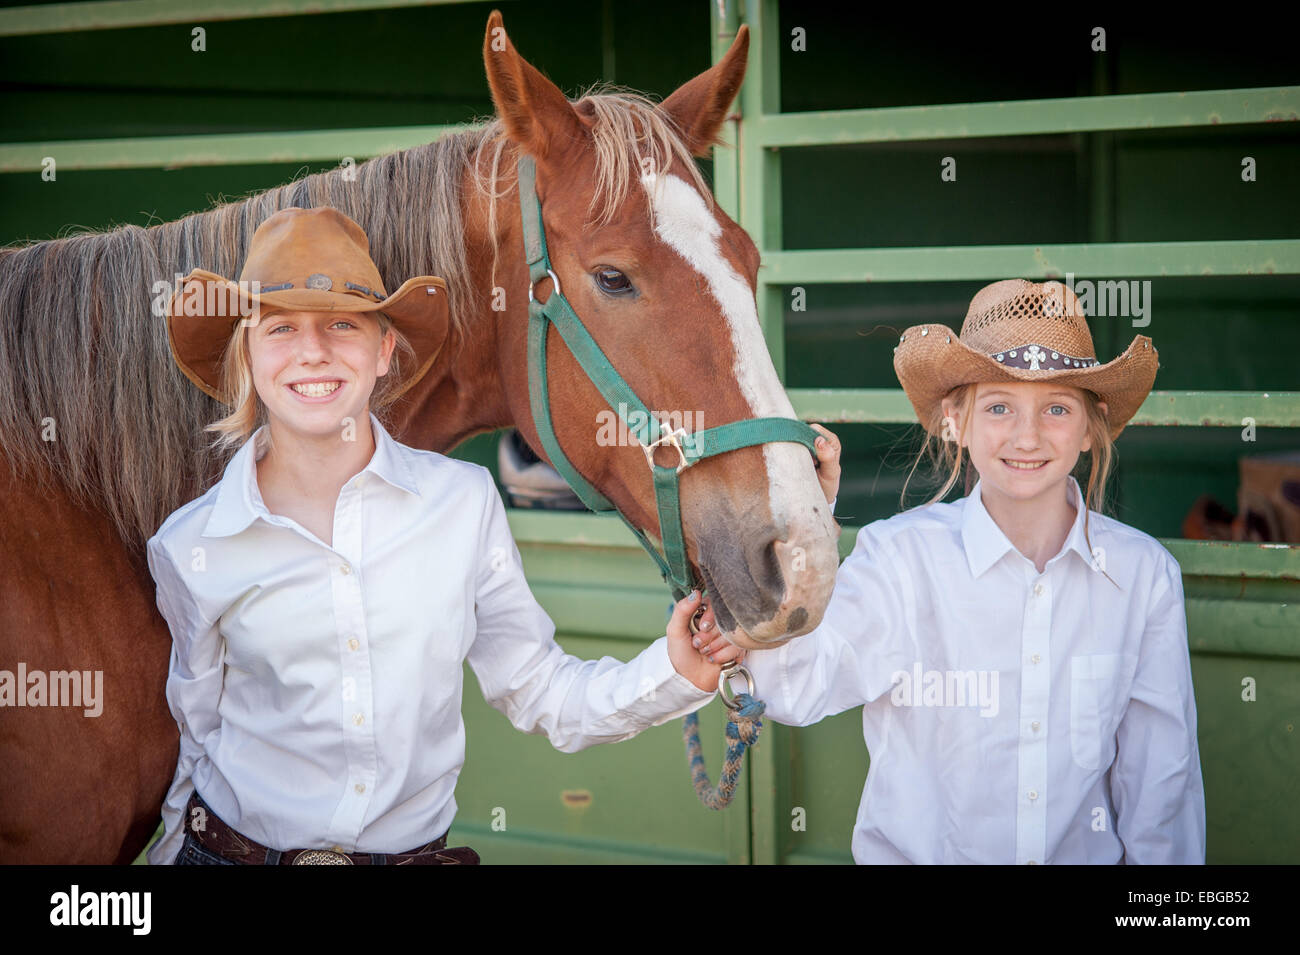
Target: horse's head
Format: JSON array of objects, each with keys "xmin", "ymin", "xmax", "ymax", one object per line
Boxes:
[{"xmin": 479, "ymin": 12, "xmax": 839, "ymax": 648}]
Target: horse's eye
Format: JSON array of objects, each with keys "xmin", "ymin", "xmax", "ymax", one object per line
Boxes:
[{"xmin": 595, "ymin": 267, "xmax": 633, "ymax": 294}]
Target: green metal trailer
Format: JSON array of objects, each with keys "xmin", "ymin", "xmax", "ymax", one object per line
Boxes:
[{"xmin": 1, "ymin": 0, "xmax": 1295, "ymax": 864}]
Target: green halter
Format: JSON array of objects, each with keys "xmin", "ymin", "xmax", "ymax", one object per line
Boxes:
[{"xmin": 518, "ymin": 154, "xmax": 821, "ymax": 602}]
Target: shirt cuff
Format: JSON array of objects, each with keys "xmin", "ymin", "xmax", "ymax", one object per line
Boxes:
[{"xmin": 638, "ymin": 635, "xmax": 717, "ymax": 721}]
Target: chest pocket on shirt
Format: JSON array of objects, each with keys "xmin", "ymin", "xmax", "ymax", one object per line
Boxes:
[{"xmin": 1069, "ymin": 653, "xmax": 1138, "ymax": 771}]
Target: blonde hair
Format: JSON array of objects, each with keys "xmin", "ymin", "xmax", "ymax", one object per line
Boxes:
[
  {"xmin": 901, "ymin": 382, "xmax": 1118, "ymax": 586},
  {"xmin": 204, "ymin": 309, "xmax": 417, "ymax": 453}
]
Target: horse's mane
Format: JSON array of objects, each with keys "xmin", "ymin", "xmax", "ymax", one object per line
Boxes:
[{"xmin": 0, "ymin": 87, "xmax": 706, "ymax": 550}]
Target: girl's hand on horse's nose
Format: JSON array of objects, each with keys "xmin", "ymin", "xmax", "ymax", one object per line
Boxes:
[{"xmin": 811, "ymin": 423, "xmax": 842, "ymax": 506}]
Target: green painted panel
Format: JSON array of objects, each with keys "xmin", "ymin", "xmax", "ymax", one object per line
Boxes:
[
  {"xmin": 449, "ymin": 633, "xmax": 749, "ymax": 864},
  {"xmin": 769, "ymin": 709, "xmax": 864, "ymax": 865},
  {"xmin": 1181, "ymin": 655, "xmax": 1300, "ymax": 864},
  {"xmin": 1185, "ymin": 599, "xmax": 1300, "ymax": 659}
]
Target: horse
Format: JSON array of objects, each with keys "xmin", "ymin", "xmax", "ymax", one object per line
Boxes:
[{"xmin": 0, "ymin": 10, "xmax": 840, "ymax": 864}]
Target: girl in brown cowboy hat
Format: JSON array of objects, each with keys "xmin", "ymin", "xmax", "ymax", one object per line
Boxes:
[
  {"xmin": 144, "ymin": 206, "xmax": 724, "ymax": 865},
  {"xmin": 694, "ymin": 279, "xmax": 1206, "ymax": 865}
]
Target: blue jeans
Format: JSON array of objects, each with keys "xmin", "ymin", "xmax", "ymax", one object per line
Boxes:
[{"xmin": 174, "ymin": 831, "xmax": 241, "ymax": 865}]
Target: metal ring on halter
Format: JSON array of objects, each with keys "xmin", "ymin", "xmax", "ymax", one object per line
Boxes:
[
  {"xmin": 718, "ymin": 662, "xmax": 755, "ymax": 711},
  {"xmin": 528, "ymin": 268, "xmax": 562, "ymax": 303},
  {"xmin": 642, "ymin": 423, "xmax": 692, "ymax": 474}
]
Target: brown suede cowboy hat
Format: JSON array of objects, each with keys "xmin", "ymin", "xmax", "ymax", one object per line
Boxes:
[
  {"xmin": 893, "ymin": 279, "xmax": 1159, "ymax": 441},
  {"xmin": 164, "ymin": 206, "xmax": 450, "ymax": 404}
]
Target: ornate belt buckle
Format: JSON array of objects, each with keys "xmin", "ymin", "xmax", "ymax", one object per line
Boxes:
[{"xmin": 291, "ymin": 848, "xmax": 355, "ymax": 865}]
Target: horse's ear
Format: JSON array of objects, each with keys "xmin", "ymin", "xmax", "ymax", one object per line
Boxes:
[
  {"xmin": 482, "ymin": 10, "xmax": 586, "ymax": 162},
  {"xmin": 658, "ymin": 25, "xmax": 750, "ymax": 157}
]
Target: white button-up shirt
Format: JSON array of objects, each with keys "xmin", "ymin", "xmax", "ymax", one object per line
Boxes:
[
  {"xmin": 144, "ymin": 412, "xmax": 715, "ymax": 865},
  {"xmin": 744, "ymin": 476, "xmax": 1206, "ymax": 864}
]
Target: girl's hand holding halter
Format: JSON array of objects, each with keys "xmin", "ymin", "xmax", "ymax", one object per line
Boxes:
[
  {"xmin": 810, "ymin": 423, "xmax": 842, "ymax": 507},
  {"xmin": 666, "ymin": 590, "xmax": 745, "ymax": 691}
]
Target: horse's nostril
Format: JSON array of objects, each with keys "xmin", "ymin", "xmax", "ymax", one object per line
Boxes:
[
  {"xmin": 753, "ymin": 538, "xmax": 785, "ymax": 605},
  {"xmin": 698, "ymin": 525, "xmax": 788, "ymax": 627}
]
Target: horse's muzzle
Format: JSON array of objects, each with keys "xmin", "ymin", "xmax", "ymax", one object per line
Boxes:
[{"xmin": 695, "ymin": 514, "xmax": 839, "ymax": 650}]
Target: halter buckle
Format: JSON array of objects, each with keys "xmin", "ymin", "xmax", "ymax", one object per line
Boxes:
[{"xmin": 641, "ymin": 424, "xmax": 692, "ymax": 474}]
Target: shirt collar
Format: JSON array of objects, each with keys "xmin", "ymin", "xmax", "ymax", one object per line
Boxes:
[
  {"xmin": 960, "ymin": 475, "xmax": 1095, "ymax": 578},
  {"xmin": 201, "ymin": 411, "xmax": 420, "ymax": 538}
]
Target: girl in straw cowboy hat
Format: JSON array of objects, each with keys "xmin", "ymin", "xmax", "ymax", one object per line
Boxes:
[
  {"xmin": 694, "ymin": 279, "xmax": 1206, "ymax": 864},
  {"xmin": 144, "ymin": 206, "xmax": 722, "ymax": 865}
]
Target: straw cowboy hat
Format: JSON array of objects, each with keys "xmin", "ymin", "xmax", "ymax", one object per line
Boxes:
[
  {"xmin": 164, "ymin": 206, "xmax": 450, "ymax": 403},
  {"xmin": 893, "ymin": 279, "xmax": 1158, "ymax": 440}
]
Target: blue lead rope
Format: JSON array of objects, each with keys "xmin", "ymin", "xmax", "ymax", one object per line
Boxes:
[{"xmin": 682, "ymin": 693, "xmax": 766, "ymax": 810}]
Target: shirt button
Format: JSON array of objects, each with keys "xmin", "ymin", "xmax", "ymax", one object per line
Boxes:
[
  {"xmin": 354, "ymin": 783, "xmax": 366, "ymax": 794},
  {"xmin": 352, "ymin": 713, "xmax": 364, "ymax": 726},
  {"xmin": 1033, "ymin": 583, "xmax": 1044, "ymax": 596},
  {"xmin": 1031, "ymin": 653, "xmax": 1041, "ymax": 664},
  {"xmin": 340, "ymin": 564, "xmax": 351, "ymax": 575},
  {"xmin": 1028, "ymin": 790, "xmax": 1038, "ymax": 801},
  {"xmin": 347, "ymin": 637, "xmax": 359, "ymax": 651},
  {"xmin": 1027, "ymin": 860, "xmax": 1037, "ymax": 865},
  {"xmin": 1031, "ymin": 720, "xmax": 1041, "ymax": 731}
]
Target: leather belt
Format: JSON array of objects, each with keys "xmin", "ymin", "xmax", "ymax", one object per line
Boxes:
[{"xmin": 183, "ymin": 791, "xmax": 479, "ymax": 865}]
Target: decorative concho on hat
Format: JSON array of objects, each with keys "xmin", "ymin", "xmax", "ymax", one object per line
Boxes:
[{"xmin": 893, "ymin": 279, "xmax": 1159, "ymax": 441}]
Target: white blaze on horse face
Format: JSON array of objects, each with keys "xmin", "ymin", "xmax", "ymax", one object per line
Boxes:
[{"xmin": 639, "ymin": 171, "xmax": 826, "ymax": 544}]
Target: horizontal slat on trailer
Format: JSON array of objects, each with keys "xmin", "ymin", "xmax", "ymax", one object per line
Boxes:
[
  {"xmin": 0, "ymin": 0, "xmax": 457, "ymax": 36},
  {"xmin": 760, "ymin": 241, "xmax": 1300, "ymax": 283},
  {"xmin": 0, "ymin": 126, "xmax": 469, "ymax": 172},
  {"xmin": 786, "ymin": 388, "xmax": 1300, "ymax": 428},
  {"xmin": 751, "ymin": 86, "xmax": 1300, "ymax": 145}
]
